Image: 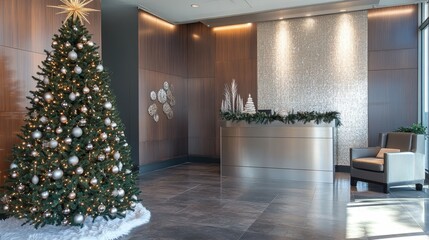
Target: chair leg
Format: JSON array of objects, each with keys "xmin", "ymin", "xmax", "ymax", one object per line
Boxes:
[
  {"xmin": 416, "ymin": 183, "xmax": 423, "ymax": 191},
  {"xmin": 350, "ymin": 177, "xmax": 357, "ymax": 186}
]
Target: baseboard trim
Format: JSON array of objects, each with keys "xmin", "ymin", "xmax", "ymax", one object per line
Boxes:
[
  {"xmin": 335, "ymin": 165, "xmax": 350, "ymax": 173},
  {"xmin": 139, "ymin": 156, "xmax": 220, "ymax": 174}
]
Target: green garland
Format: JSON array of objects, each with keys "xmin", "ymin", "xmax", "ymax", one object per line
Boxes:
[{"xmin": 220, "ymin": 111, "xmax": 342, "ymax": 127}]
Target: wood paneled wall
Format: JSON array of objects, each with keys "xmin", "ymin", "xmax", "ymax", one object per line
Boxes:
[
  {"xmin": 187, "ymin": 23, "xmax": 216, "ymax": 157},
  {"xmin": 368, "ymin": 5, "xmax": 418, "ymax": 146},
  {"xmin": 0, "ymin": 0, "xmax": 101, "ymax": 186},
  {"xmin": 214, "ymin": 25, "xmax": 258, "ymax": 155},
  {"xmin": 138, "ymin": 11, "xmax": 188, "ymax": 165}
]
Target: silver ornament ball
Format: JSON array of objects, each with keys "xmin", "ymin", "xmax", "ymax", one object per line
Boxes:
[
  {"xmin": 47, "ymin": 171, "xmax": 53, "ymax": 177},
  {"xmin": 3, "ymin": 205, "xmax": 9, "ymax": 211},
  {"xmin": 65, "ymin": 42, "xmax": 71, "ymax": 48},
  {"xmin": 43, "ymin": 76, "xmax": 50, "ymax": 84},
  {"xmin": 111, "ymin": 122, "xmax": 117, "ymax": 128},
  {"xmin": 31, "ymin": 130, "xmax": 42, "ymax": 139},
  {"xmin": 103, "ymin": 102, "xmax": 112, "ymax": 110},
  {"xmin": 68, "ymin": 192, "xmax": 76, "ymax": 200},
  {"xmin": 17, "ymin": 184, "xmax": 25, "ymax": 191},
  {"xmin": 11, "ymin": 172, "xmax": 18, "ymax": 178},
  {"xmin": 117, "ymin": 188, "xmax": 125, "ymax": 197},
  {"xmin": 68, "ymin": 50, "xmax": 78, "ymax": 60},
  {"xmin": 97, "ymin": 154, "xmax": 105, "ymax": 161},
  {"xmin": 69, "ymin": 92, "xmax": 76, "ymax": 101},
  {"xmin": 112, "ymin": 166, "xmax": 119, "ymax": 174},
  {"xmin": 61, "ymin": 67, "xmax": 67, "ymax": 74},
  {"xmin": 31, "ymin": 207, "xmax": 37, "ymax": 213},
  {"xmin": 76, "ymin": 166, "xmax": 84, "ymax": 175},
  {"xmin": 31, "ymin": 150, "xmax": 39, "ymax": 157},
  {"xmin": 60, "ymin": 115, "xmax": 68, "ymax": 123},
  {"xmin": 49, "ymin": 139, "xmax": 58, "ymax": 149},
  {"xmin": 112, "ymin": 189, "xmax": 118, "ymax": 197},
  {"xmin": 40, "ymin": 116, "xmax": 48, "ymax": 124},
  {"xmin": 10, "ymin": 163, "xmax": 18, "ymax": 169},
  {"xmin": 61, "ymin": 101, "xmax": 68, "ymax": 108},
  {"xmin": 90, "ymin": 177, "xmax": 98, "ymax": 185},
  {"xmin": 104, "ymin": 146, "xmax": 111, "ymax": 153},
  {"xmin": 73, "ymin": 214, "xmax": 84, "ymax": 224},
  {"xmin": 104, "ymin": 117, "xmax": 111, "ymax": 126},
  {"xmin": 74, "ymin": 65, "xmax": 82, "ymax": 74},
  {"xmin": 109, "ymin": 207, "xmax": 118, "ymax": 215},
  {"xmin": 52, "ymin": 41, "xmax": 58, "ymax": 46},
  {"xmin": 64, "ymin": 137, "xmax": 72, "ymax": 145},
  {"xmin": 114, "ymin": 151, "xmax": 121, "ymax": 160},
  {"xmin": 63, "ymin": 208, "xmax": 71, "ymax": 215},
  {"xmin": 86, "ymin": 143, "xmax": 93, "ymax": 151},
  {"xmin": 87, "ymin": 41, "xmax": 94, "ymax": 47},
  {"xmin": 83, "ymin": 86, "xmax": 90, "ymax": 94},
  {"xmin": 31, "ymin": 175, "xmax": 39, "ymax": 185},
  {"xmin": 80, "ymin": 105, "xmax": 88, "ymax": 113},
  {"xmin": 79, "ymin": 118, "xmax": 87, "ymax": 126},
  {"xmin": 68, "ymin": 155, "xmax": 79, "ymax": 166},
  {"xmin": 56, "ymin": 127, "xmax": 63, "ymax": 134},
  {"xmin": 98, "ymin": 204, "xmax": 106, "ymax": 213},
  {"xmin": 41, "ymin": 191, "xmax": 49, "ymax": 199},
  {"xmin": 72, "ymin": 127, "xmax": 83, "ymax": 138},
  {"xmin": 130, "ymin": 202, "xmax": 137, "ymax": 209},
  {"xmin": 34, "ymin": 97, "xmax": 40, "ymax": 103},
  {"xmin": 131, "ymin": 195, "xmax": 138, "ymax": 201},
  {"xmin": 77, "ymin": 43, "xmax": 84, "ymax": 49},
  {"xmin": 93, "ymin": 85, "xmax": 99, "ymax": 92},
  {"xmin": 96, "ymin": 64, "xmax": 104, "ymax": 72},
  {"xmin": 52, "ymin": 169, "xmax": 63, "ymax": 180},
  {"xmin": 44, "ymin": 92, "xmax": 54, "ymax": 103},
  {"xmin": 100, "ymin": 132, "xmax": 107, "ymax": 140},
  {"xmin": 81, "ymin": 36, "xmax": 87, "ymax": 42},
  {"xmin": 61, "ymin": 219, "xmax": 69, "ymax": 226},
  {"xmin": 43, "ymin": 212, "xmax": 52, "ymax": 218}
]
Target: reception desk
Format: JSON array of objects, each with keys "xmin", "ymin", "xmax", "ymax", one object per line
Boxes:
[{"xmin": 220, "ymin": 121, "xmax": 336, "ymax": 183}]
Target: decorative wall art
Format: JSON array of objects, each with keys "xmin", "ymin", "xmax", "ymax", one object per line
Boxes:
[{"xmin": 148, "ymin": 81, "xmax": 175, "ymax": 122}]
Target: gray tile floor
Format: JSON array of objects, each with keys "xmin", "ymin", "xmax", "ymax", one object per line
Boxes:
[{"xmin": 122, "ymin": 163, "xmax": 429, "ymax": 240}]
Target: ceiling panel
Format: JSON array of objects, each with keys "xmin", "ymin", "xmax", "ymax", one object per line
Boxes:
[{"xmin": 135, "ymin": 0, "xmax": 424, "ymax": 25}]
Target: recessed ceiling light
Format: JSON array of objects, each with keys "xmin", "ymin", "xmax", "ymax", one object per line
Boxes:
[
  {"xmin": 191, "ymin": 4, "xmax": 199, "ymax": 8},
  {"xmin": 279, "ymin": 17, "xmax": 284, "ymax": 20},
  {"xmin": 340, "ymin": 9, "xmax": 347, "ymax": 12},
  {"xmin": 305, "ymin": 14, "xmax": 312, "ymax": 17}
]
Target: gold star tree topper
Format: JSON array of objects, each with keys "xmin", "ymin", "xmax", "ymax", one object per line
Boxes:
[{"xmin": 48, "ymin": 0, "xmax": 99, "ymax": 25}]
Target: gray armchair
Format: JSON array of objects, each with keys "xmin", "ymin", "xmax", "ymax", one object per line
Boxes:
[{"xmin": 350, "ymin": 132, "xmax": 425, "ymax": 193}]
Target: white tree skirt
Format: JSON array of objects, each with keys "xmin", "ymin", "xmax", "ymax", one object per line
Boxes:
[{"xmin": 0, "ymin": 203, "xmax": 150, "ymax": 240}]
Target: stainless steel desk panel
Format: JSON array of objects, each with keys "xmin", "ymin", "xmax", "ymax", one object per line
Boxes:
[
  {"xmin": 220, "ymin": 122, "xmax": 335, "ymax": 183},
  {"xmin": 222, "ymin": 165, "xmax": 334, "ymax": 183}
]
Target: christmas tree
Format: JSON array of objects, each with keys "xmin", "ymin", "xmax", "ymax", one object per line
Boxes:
[
  {"xmin": 1, "ymin": 0, "xmax": 140, "ymax": 228},
  {"xmin": 243, "ymin": 94, "xmax": 256, "ymax": 114}
]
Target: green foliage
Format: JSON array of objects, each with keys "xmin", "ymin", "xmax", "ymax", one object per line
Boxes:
[
  {"xmin": 1, "ymin": 18, "xmax": 140, "ymax": 228},
  {"xmin": 395, "ymin": 123, "xmax": 427, "ymax": 135},
  {"xmin": 220, "ymin": 111, "xmax": 342, "ymax": 127}
]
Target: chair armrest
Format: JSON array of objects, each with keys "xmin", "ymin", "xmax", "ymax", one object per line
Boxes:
[
  {"xmin": 350, "ymin": 147, "xmax": 380, "ymax": 159},
  {"xmin": 384, "ymin": 152, "xmax": 415, "ymax": 182}
]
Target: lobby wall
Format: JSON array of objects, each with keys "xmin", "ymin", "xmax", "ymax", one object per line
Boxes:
[
  {"xmin": 138, "ymin": 11, "xmax": 189, "ymax": 165},
  {"xmin": 0, "ymin": 0, "xmax": 101, "ymax": 185},
  {"xmin": 368, "ymin": 5, "xmax": 418, "ymax": 146},
  {"xmin": 257, "ymin": 12, "xmax": 368, "ymax": 165}
]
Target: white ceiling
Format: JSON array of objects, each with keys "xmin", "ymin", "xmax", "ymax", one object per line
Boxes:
[{"xmin": 136, "ymin": 0, "xmax": 424, "ymax": 26}]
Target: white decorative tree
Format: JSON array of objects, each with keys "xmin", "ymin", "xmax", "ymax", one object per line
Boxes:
[
  {"xmin": 221, "ymin": 79, "xmax": 243, "ymax": 113},
  {"xmin": 243, "ymin": 94, "xmax": 256, "ymax": 114}
]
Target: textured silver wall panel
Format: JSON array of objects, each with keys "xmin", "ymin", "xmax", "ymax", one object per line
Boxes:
[{"xmin": 257, "ymin": 12, "xmax": 368, "ymax": 166}]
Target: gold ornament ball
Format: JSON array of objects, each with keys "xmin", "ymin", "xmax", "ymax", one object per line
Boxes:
[
  {"xmin": 100, "ymin": 132, "xmax": 107, "ymax": 140},
  {"xmin": 77, "ymin": 43, "xmax": 84, "ymax": 49},
  {"xmin": 83, "ymin": 86, "xmax": 90, "ymax": 94}
]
